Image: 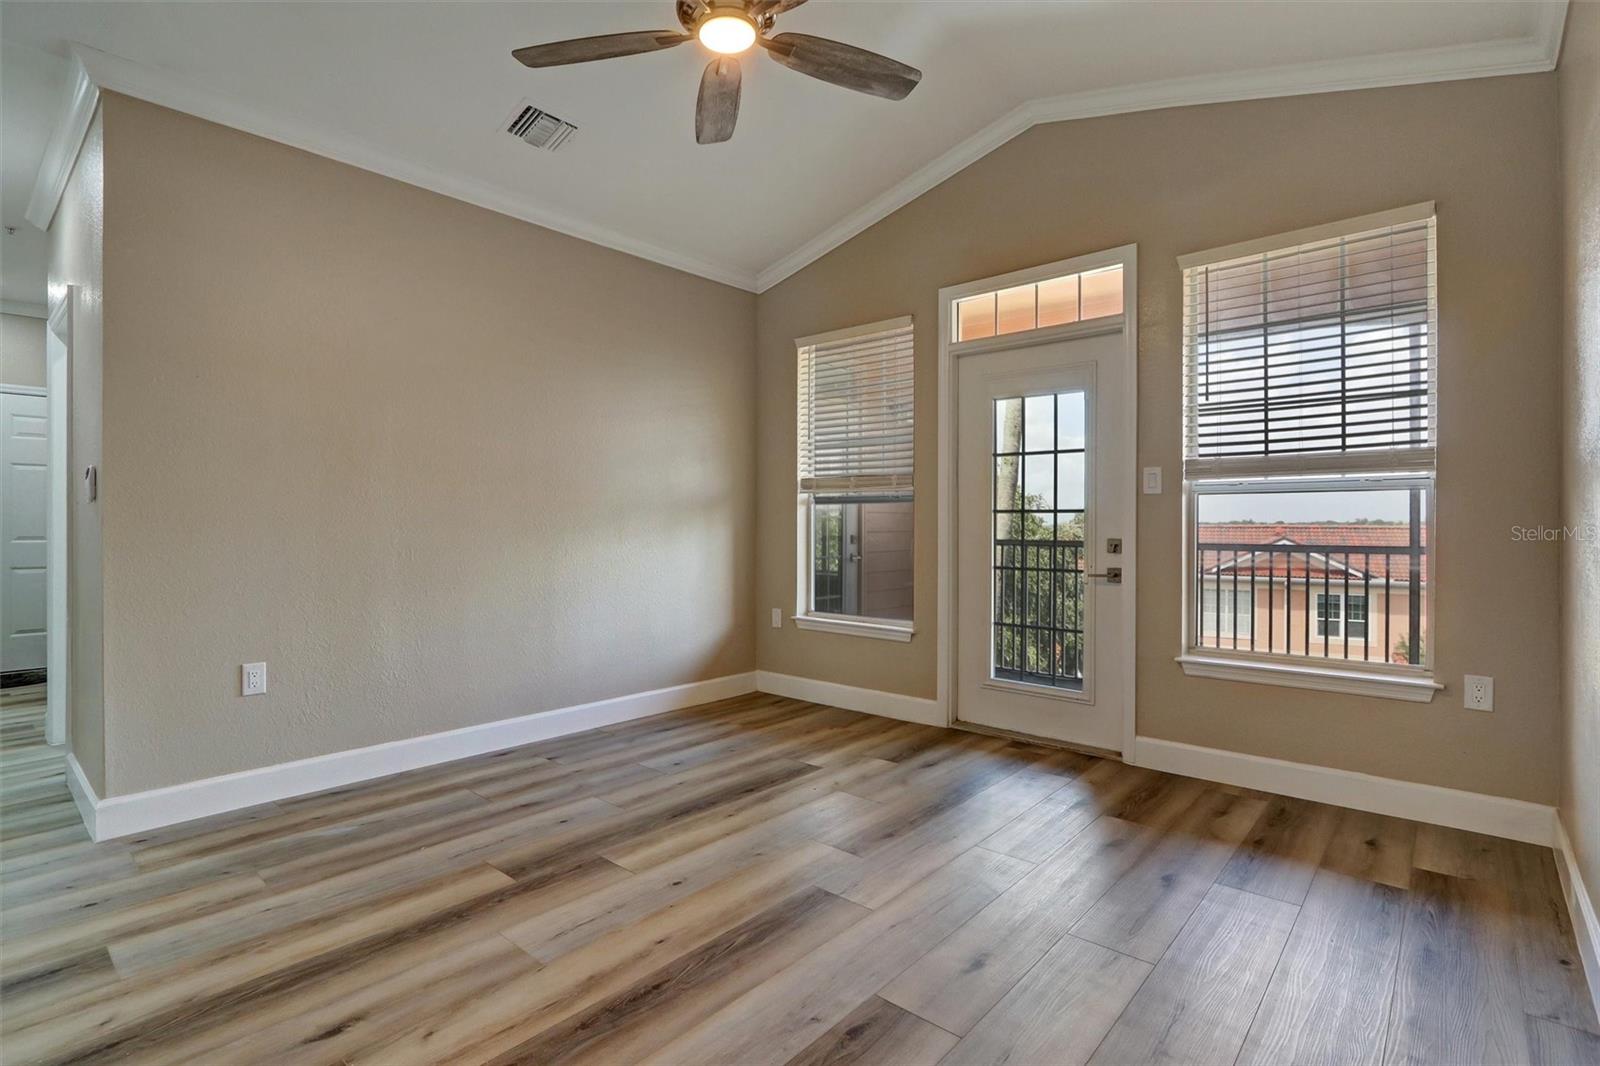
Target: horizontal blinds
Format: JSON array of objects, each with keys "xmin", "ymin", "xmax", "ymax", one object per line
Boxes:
[
  {"xmin": 798, "ymin": 321, "xmax": 914, "ymax": 494},
  {"xmin": 1183, "ymin": 216, "xmax": 1437, "ymax": 469}
]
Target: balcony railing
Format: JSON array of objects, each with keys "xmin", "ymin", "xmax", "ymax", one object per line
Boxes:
[
  {"xmin": 994, "ymin": 537, "xmax": 1085, "ymax": 689},
  {"xmin": 1193, "ymin": 541, "xmax": 1424, "ymax": 665}
]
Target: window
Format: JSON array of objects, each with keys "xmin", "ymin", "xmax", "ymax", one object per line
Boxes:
[
  {"xmin": 1316, "ymin": 593, "xmax": 1370, "ymax": 639},
  {"xmin": 954, "ymin": 265, "xmax": 1123, "ymax": 342},
  {"xmin": 1178, "ymin": 204, "xmax": 1438, "ymax": 698},
  {"xmin": 991, "ymin": 390, "xmax": 1088, "ymax": 689},
  {"xmin": 1200, "ymin": 586, "xmax": 1255, "ymax": 641},
  {"xmin": 796, "ymin": 317, "xmax": 915, "ymax": 638}
]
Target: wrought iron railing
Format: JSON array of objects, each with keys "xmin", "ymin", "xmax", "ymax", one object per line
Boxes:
[
  {"xmin": 1193, "ymin": 541, "xmax": 1424, "ymax": 664},
  {"xmin": 993, "ymin": 538, "xmax": 1085, "ymax": 688}
]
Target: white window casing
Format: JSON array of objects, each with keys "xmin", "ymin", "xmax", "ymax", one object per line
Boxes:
[
  {"xmin": 1177, "ymin": 204, "xmax": 1441, "ymax": 701},
  {"xmin": 795, "ymin": 316, "xmax": 916, "ymax": 636}
]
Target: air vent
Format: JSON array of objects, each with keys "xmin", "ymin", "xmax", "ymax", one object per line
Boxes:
[{"xmin": 505, "ymin": 103, "xmax": 577, "ymax": 151}]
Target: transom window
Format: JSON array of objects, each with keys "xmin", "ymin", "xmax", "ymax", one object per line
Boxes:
[
  {"xmin": 1180, "ymin": 204, "xmax": 1437, "ymax": 687},
  {"xmin": 955, "ymin": 265, "xmax": 1124, "ymax": 343}
]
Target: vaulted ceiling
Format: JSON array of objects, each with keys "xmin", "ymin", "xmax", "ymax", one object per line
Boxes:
[{"xmin": 0, "ymin": 1, "xmax": 1568, "ymax": 298}]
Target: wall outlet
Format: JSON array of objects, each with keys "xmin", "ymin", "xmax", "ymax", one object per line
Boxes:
[
  {"xmin": 1463, "ymin": 674, "xmax": 1493, "ymax": 711},
  {"xmin": 242, "ymin": 662, "xmax": 268, "ymax": 696},
  {"xmin": 1142, "ymin": 467, "xmax": 1163, "ymax": 494},
  {"xmin": 770, "ymin": 608, "xmax": 783, "ymax": 629}
]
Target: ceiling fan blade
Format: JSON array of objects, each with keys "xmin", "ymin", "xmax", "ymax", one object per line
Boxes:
[
  {"xmin": 513, "ymin": 30, "xmax": 691, "ymax": 68},
  {"xmin": 748, "ymin": 0, "xmax": 809, "ymax": 16},
  {"xmin": 696, "ymin": 56, "xmax": 742, "ymax": 144},
  {"xmin": 760, "ymin": 32, "xmax": 921, "ymax": 100}
]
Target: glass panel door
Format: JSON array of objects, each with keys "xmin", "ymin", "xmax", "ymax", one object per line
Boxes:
[{"xmin": 990, "ymin": 390, "xmax": 1088, "ymax": 690}]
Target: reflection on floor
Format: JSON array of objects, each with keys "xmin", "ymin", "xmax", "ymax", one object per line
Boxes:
[{"xmin": 1, "ymin": 687, "xmax": 1597, "ymax": 1064}]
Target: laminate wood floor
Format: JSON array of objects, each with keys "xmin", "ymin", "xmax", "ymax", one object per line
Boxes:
[{"xmin": 2, "ymin": 686, "xmax": 1596, "ymax": 1065}]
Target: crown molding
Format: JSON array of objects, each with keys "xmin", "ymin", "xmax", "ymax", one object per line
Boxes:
[
  {"xmin": 66, "ymin": 44, "xmax": 759, "ymax": 292},
  {"xmin": 752, "ymin": 9, "xmax": 1569, "ymax": 292},
  {"xmin": 24, "ymin": 53, "xmax": 100, "ymax": 232},
  {"xmin": 0, "ymin": 300, "xmax": 49, "ymax": 319},
  {"xmin": 46, "ymin": 5, "xmax": 1568, "ymax": 299}
]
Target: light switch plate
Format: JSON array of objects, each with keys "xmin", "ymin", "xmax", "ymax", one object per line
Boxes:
[
  {"xmin": 1142, "ymin": 467, "xmax": 1162, "ymax": 494},
  {"xmin": 771, "ymin": 608, "xmax": 783, "ymax": 629},
  {"xmin": 242, "ymin": 662, "xmax": 268, "ymax": 696}
]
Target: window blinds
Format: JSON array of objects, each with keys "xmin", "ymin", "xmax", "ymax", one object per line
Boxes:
[
  {"xmin": 1182, "ymin": 213, "xmax": 1437, "ymax": 469},
  {"xmin": 797, "ymin": 318, "xmax": 914, "ymax": 495}
]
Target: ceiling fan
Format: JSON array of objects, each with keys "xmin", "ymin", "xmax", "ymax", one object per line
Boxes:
[{"xmin": 511, "ymin": 0, "xmax": 922, "ymax": 145}]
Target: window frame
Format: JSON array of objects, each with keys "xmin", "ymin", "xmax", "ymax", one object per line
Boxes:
[
  {"xmin": 793, "ymin": 316, "xmax": 917, "ymax": 642},
  {"xmin": 1174, "ymin": 204, "xmax": 1443, "ymax": 703}
]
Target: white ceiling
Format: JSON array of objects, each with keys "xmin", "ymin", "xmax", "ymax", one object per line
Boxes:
[
  {"xmin": 0, "ymin": 1, "xmax": 1568, "ymax": 295},
  {"xmin": 1, "ymin": 41, "xmax": 68, "ymax": 306}
]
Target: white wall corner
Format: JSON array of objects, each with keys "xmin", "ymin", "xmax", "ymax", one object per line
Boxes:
[
  {"xmin": 1555, "ymin": 816, "xmax": 1600, "ymax": 1025},
  {"xmin": 24, "ymin": 53, "xmax": 100, "ymax": 233},
  {"xmin": 73, "ymin": 671, "xmax": 757, "ymax": 841},
  {"xmin": 1132, "ymin": 736, "xmax": 1559, "ymax": 846},
  {"xmin": 755, "ymin": 670, "xmax": 945, "ymax": 728}
]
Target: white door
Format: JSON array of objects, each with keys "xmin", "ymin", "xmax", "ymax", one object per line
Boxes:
[
  {"xmin": 955, "ymin": 329, "xmax": 1131, "ymax": 750},
  {"xmin": 1, "ymin": 390, "xmax": 49, "ymax": 674}
]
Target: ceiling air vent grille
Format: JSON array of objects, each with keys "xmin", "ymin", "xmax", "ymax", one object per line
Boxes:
[{"xmin": 505, "ymin": 103, "xmax": 577, "ymax": 151}]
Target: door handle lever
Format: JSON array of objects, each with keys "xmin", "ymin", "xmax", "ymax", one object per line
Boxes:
[{"xmin": 1084, "ymin": 567, "xmax": 1122, "ymax": 584}]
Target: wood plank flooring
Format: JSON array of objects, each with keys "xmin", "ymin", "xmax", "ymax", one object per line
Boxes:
[{"xmin": 1, "ymin": 684, "xmax": 1596, "ymax": 1065}]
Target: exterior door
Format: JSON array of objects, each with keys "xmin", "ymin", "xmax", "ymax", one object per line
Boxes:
[
  {"xmin": 1, "ymin": 390, "xmax": 49, "ymax": 675},
  {"xmin": 955, "ymin": 330, "xmax": 1130, "ymax": 750}
]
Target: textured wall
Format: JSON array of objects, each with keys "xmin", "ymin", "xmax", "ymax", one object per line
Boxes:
[
  {"xmin": 97, "ymin": 94, "xmax": 756, "ymax": 795},
  {"xmin": 48, "ymin": 106, "xmax": 106, "ymax": 793},
  {"xmin": 0, "ymin": 313, "xmax": 46, "ymax": 388},
  {"xmin": 756, "ymin": 75, "xmax": 1564, "ymax": 803},
  {"xmin": 1559, "ymin": 1, "xmax": 1600, "ymax": 935}
]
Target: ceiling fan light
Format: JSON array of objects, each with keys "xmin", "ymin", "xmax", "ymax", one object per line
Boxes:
[{"xmin": 698, "ymin": 15, "xmax": 756, "ymax": 54}]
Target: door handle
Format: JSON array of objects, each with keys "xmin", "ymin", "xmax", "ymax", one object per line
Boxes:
[{"xmin": 1084, "ymin": 567, "xmax": 1122, "ymax": 584}]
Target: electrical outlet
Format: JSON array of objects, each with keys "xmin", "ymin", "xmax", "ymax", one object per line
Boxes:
[
  {"xmin": 1464, "ymin": 674, "xmax": 1493, "ymax": 711},
  {"xmin": 770, "ymin": 608, "xmax": 783, "ymax": 629},
  {"xmin": 242, "ymin": 662, "xmax": 268, "ymax": 696}
]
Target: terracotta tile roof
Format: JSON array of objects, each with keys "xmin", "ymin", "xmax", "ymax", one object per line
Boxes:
[{"xmin": 1196, "ymin": 522, "xmax": 1426, "ymax": 583}]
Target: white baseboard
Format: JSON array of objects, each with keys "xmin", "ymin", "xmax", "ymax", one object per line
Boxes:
[
  {"xmin": 66, "ymin": 751, "xmax": 100, "ymax": 839},
  {"xmin": 1132, "ymin": 736, "xmax": 1558, "ymax": 846},
  {"xmin": 1555, "ymin": 817, "xmax": 1600, "ymax": 1024},
  {"xmin": 754, "ymin": 671, "xmax": 945, "ymax": 728},
  {"xmin": 73, "ymin": 672, "xmax": 757, "ymax": 841}
]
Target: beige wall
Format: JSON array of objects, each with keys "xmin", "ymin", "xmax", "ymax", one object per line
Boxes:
[
  {"xmin": 94, "ymin": 94, "xmax": 756, "ymax": 795},
  {"xmin": 49, "ymin": 106, "xmax": 107, "ymax": 793},
  {"xmin": 0, "ymin": 313, "xmax": 47, "ymax": 388},
  {"xmin": 757, "ymin": 75, "xmax": 1563, "ymax": 803},
  {"xmin": 1559, "ymin": 2, "xmax": 1600, "ymax": 939}
]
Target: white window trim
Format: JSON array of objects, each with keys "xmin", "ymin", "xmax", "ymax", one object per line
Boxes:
[
  {"xmin": 792, "ymin": 614, "xmax": 914, "ymax": 642},
  {"xmin": 1177, "ymin": 204, "xmax": 1440, "ymax": 700},
  {"xmin": 795, "ymin": 316, "xmax": 916, "ymax": 638},
  {"xmin": 1176, "ymin": 654, "xmax": 1443, "ymax": 703}
]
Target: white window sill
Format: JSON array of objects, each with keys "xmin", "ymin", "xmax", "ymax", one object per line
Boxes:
[
  {"xmin": 1176, "ymin": 654, "xmax": 1442, "ymax": 704},
  {"xmin": 793, "ymin": 615, "xmax": 915, "ymax": 643}
]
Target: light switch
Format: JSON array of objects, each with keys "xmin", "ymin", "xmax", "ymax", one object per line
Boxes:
[{"xmin": 1142, "ymin": 467, "xmax": 1162, "ymax": 494}]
